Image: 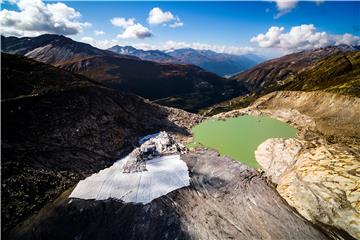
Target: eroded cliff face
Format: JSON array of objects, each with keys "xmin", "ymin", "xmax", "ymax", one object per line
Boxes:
[{"xmin": 216, "ymin": 90, "xmax": 360, "ymax": 239}]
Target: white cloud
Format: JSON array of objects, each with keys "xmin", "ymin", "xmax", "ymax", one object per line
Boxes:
[
  {"xmin": 169, "ymin": 21, "xmax": 184, "ymax": 28},
  {"xmin": 0, "ymin": 0, "xmax": 90, "ymax": 37},
  {"xmin": 110, "ymin": 17, "xmax": 152, "ymax": 39},
  {"xmin": 273, "ymin": 0, "xmax": 324, "ymax": 19},
  {"xmin": 251, "ymin": 24, "xmax": 360, "ymax": 52},
  {"xmin": 274, "ymin": 0, "xmax": 298, "ymax": 18},
  {"xmin": 80, "ymin": 36, "xmax": 122, "ymax": 49},
  {"xmin": 110, "ymin": 17, "xmax": 153, "ymax": 39},
  {"xmin": 94, "ymin": 30, "xmax": 105, "ymax": 36},
  {"xmin": 81, "ymin": 36, "xmax": 94, "ymax": 42},
  {"xmin": 110, "ymin": 17, "xmax": 135, "ymax": 28},
  {"xmin": 275, "ymin": 0, "xmax": 298, "ymax": 11},
  {"xmin": 117, "ymin": 23, "xmax": 152, "ymax": 39},
  {"xmin": 147, "ymin": 7, "xmax": 183, "ymax": 28},
  {"xmin": 250, "ymin": 26, "xmax": 285, "ymax": 48},
  {"xmin": 148, "ymin": 7, "xmax": 174, "ymax": 25},
  {"xmin": 334, "ymin": 33, "xmax": 360, "ymax": 46},
  {"xmin": 169, "ymin": 17, "xmax": 184, "ymax": 28}
]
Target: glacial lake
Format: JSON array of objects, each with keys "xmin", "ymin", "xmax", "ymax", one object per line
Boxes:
[{"xmin": 189, "ymin": 115, "xmax": 297, "ymax": 168}]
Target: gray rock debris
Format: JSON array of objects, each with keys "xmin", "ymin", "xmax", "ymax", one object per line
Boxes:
[{"xmin": 122, "ymin": 131, "xmax": 186, "ymax": 173}]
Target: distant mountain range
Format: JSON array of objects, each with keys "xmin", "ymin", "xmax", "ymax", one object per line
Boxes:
[
  {"xmin": 203, "ymin": 45, "xmax": 360, "ymax": 115},
  {"xmin": 108, "ymin": 45, "xmax": 179, "ymax": 63},
  {"xmin": 1, "ymin": 34, "xmax": 248, "ymax": 112},
  {"xmin": 108, "ymin": 46, "xmax": 264, "ymax": 76}
]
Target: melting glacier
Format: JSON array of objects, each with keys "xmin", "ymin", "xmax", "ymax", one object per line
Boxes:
[{"xmin": 69, "ymin": 154, "xmax": 190, "ymax": 204}]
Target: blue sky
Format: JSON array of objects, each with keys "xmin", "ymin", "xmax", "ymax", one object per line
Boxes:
[{"xmin": 1, "ymin": 1, "xmax": 360, "ymax": 57}]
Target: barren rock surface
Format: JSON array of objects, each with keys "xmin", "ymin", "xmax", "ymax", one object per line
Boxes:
[
  {"xmin": 9, "ymin": 149, "xmax": 328, "ymax": 240},
  {"xmin": 256, "ymin": 138, "xmax": 360, "ymax": 239}
]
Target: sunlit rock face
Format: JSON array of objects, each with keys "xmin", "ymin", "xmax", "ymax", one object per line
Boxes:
[
  {"xmin": 69, "ymin": 132, "xmax": 190, "ymax": 204},
  {"xmin": 256, "ymin": 138, "xmax": 360, "ymax": 239}
]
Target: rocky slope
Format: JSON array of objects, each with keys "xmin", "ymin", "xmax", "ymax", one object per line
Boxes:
[
  {"xmin": 202, "ymin": 46, "xmax": 360, "ymax": 115},
  {"xmin": 216, "ymin": 90, "xmax": 360, "ymax": 239},
  {"xmin": 1, "ymin": 53, "xmax": 203, "ymax": 235},
  {"xmin": 2, "ymin": 35, "xmax": 249, "ymax": 112},
  {"xmin": 8, "ymin": 148, "xmax": 329, "ymax": 240},
  {"xmin": 231, "ymin": 45, "xmax": 356, "ymax": 94},
  {"xmin": 284, "ymin": 50, "xmax": 360, "ymax": 96},
  {"xmin": 58, "ymin": 54, "xmax": 248, "ymax": 111}
]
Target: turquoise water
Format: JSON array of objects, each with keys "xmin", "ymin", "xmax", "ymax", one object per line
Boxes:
[{"xmin": 189, "ymin": 115, "xmax": 297, "ymax": 168}]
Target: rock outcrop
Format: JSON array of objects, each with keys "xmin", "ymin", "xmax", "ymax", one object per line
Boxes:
[
  {"xmin": 216, "ymin": 90, "xmax": 360, "ymax": 239},
  {"xmin": 256, "ymin": 138, "xmax": 360, "ymax": 239},
  {"xmin": 123, "ymin": 131, "xmax": 186, "ymax": 173}
]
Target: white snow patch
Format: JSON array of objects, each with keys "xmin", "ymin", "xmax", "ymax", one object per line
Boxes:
[{"xmin": 69, "ymin": 154, "xmax": 190, "ymax": 204}]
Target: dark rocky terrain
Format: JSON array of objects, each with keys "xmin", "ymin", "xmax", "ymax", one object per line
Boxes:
[
  {"xmin": 8, "ymin": 149, "xmax": 330, "ymax": 240},
  {"xmin": 2, "ymin": 35, "xmax": 249, "ymax": 112},
  {"xmin": 1, "ymin": 53, "xmax": 203, "ymax": 236},
  {"xmin": 58, "ymin": 55, "xmax": 248, "ymax": 111}
]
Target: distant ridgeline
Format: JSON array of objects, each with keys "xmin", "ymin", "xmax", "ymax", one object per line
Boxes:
[
  {"xmin": 108, "ymin": 45, "xmax": 264, "ymax": 76},
  {"xmin": 202, "ymin": 45, "xmax": 360, "ymax": 115},
  {"xmin": 1, "ymin": 34, "xmax": 251, "ymax": 112}
]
